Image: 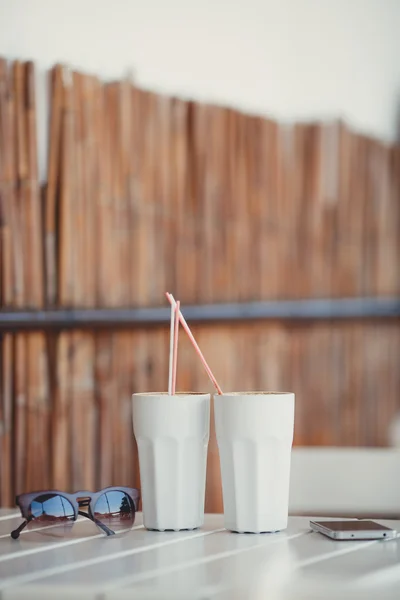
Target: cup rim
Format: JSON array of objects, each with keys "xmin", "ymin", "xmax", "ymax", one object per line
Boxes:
[
  {"xmin": 218, "ymin": 391, "xmax": 294, "ymax": 396},
  {"xmin": 132, "ymin": 391, "xmax": 209, "ymax": 397}
]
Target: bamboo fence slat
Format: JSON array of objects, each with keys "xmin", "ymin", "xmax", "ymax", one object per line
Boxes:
[
  {"xmin": 58, "ymin": 66, "xmax": 74, "ymax": 306},
  {"xmin": 51, "ymin": 332, "xmax": 70, "ymax": 490},
  {"xmin": 13, "ymin": 332, "xmax": 26, "ymax": 495},
  {"xmin": 94, "ymin": 331, "xmax": 114, "ymax": 489},
  {"xmin": 25, "ymin": 61, "xmax": 43, "ymax": 309},
  {"xmin": 0, "ymin": 58, "xmax": 12, "ymax": 307},
  {"xmin": 12, "ymin": 61, "xmax": 27, "ymax": 308},
  {"xmin": 0, "ymin": 333, "xmax": 13, "ymax": 506},
  {"xmin": 45, "ymin": 65, "xmax": 63, "ymax": 306}
]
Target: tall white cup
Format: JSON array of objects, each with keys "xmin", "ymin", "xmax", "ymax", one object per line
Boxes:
[
  {"xmin": 214, "ymin": 392, "xmax": 295, "ymax": 533},
  {"xmin": 132, "ymin": 392, "xmax": 210, "ymax": 531}
]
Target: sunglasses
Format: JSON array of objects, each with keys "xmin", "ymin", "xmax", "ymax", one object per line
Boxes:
[{"xmin": 11, "ymin": 486, "xmax": 140, "ymax": 539}]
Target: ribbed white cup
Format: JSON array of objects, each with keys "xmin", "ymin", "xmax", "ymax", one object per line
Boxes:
[
  {"xmin": 214, "ymin": 392, "xmax": 295, "ymax": 533},
  {"xmin": 132, "ymin": 392, "xmax": 210, "ymax": 531}
]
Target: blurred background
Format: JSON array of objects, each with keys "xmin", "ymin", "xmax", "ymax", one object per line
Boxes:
[{"xmin": 0, "ymin": 0, "xmax": 399, "ymax": 514}]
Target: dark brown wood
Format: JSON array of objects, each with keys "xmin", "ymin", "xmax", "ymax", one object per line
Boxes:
[
  {"xmin": 13, "ymin": 61, "xmax": 27, "ymax": 308},
  {"xmin": 0, "ymin": 333, "xmax": 13, "ymax": 506},
  {"xmin": 45, "ymin": 65, "xmax": 63, "ymax": 306},
  {"xmin": 25, "ymin": 61, "xmax": 44, "ymax": 309},
  {"xmin": 0, "ymin": 58, "xmax": 11, "ymax": 307},
  {"xmin": 51, "ymin": 331, "xmax": 71, "ymax": 490},
  {"xmin": 13, "ymin": 332, "xmax": 27, "ymax": 494},
  {"xmin": 58, "ymin": 66, "xmax": 74, "ymax": 306}
]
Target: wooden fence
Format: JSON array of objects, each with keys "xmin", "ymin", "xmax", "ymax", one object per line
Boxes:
[{"xmin": 0, "ymin": 58, "xmax": 399, "ymax": 509}]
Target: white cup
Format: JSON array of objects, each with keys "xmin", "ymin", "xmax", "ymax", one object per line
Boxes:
[
  {"xmin": 132, "ymin": 392, "xmax": 210, "ymax": 531},
  {"xmin": 214, "ymin": 392, "xmax": 295, "ymax": 533}
]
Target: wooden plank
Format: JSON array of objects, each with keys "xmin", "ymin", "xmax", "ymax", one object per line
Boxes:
[
  {"xmin": 130, "ymin": 329, "xmax": 150, "ymax": 491},
  {"xmin": 113, "ymin": 332, "xmax": 134, "ymax": 486},
  {"xmin": 0, "ymin": 57, "xmax": 13, "ymax": 308},
  {"xmin": 12, "ymin": 61, "xmax": 27, "ymax": 307},
  {"xmin": 13, "ymin": 332, "xmax": 27, "ymax": 494},
  {"xmin": 25, "ymin": 61, "xmax": 44, "ymax": 308},
  {"xmin": 337, "ymin": 122, "xmax": 353, "ymax": 296},
  {"xmin": 173, "ymin": 99, "xmax": 192, "ymax": 303},
  {"xmin": 58, "ymin": 66, "xmax": 74, "ymax": 306},
  {"xmin": 45, "ymin": 65, "xmax": 63, "ymax": 306},
  {"xmin": 70, "ymin": 330, "xmax": 95, "ymax": 490},
  {"xmin": 94, "ymin": 331, "xmax": 114, "ymax": 488},
  {"xmin": 116, "ymin": 80, "xmax": 132, "ymax": 307},
  {"xmin": 96, "ymin": 81, "xmax": 112, "ymax": 306},
  {"xmin": 82, "ymin": 74, "xmax": 97, "ymax": 307},
  {"xmin": 52, "ymin": 331, "xmax": 71, "ymax": 490},
  {"xmin": 25, "ymin": 332, "xmax": 50, "ymax": 490},
  {"xmin": 72, "ymin": 70, "xmax": 84, "ymax": 307},
  {"xmin": 0, "ymin": 333, "xmax": 13, "ymax": 506}
]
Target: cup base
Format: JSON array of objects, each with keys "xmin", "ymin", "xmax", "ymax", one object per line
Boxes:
[
  {"xmin": 230, "ymin": 529, "xmax": 281, "ymax": 534},
  {"xmin": 146, "ymin": 526, "xmax": 200, "ymax": 532}
]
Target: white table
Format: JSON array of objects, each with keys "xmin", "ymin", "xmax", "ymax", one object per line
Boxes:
[{"xmin": 0, "ymin": 510, "xmax": 399, "ymax": 599}]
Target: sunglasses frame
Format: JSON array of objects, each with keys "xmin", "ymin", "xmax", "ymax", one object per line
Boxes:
[{"xmin": 12, "ymin": 486, "xmax": 140, "ymax": 539}]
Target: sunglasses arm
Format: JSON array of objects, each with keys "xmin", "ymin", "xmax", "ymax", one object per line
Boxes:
[
  {"xmin": 78, "ymin": 511, "xmax": 115, "ymax": 536},
  {"xmin": 11, "ymin": 516, "xmax": 32, "ymax": 539}
]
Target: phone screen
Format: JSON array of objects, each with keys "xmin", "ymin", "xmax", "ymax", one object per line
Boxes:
[{"xmin": 315, "ymin": 520, "xmax": 392, "ymax": 531}]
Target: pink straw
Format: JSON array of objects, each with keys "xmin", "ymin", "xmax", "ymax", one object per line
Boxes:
[
  {"xmin": 167, "ymin": 300, "xmax": 175, "ymax": 395},
  {"xmin": 165, "ymin": 293, "xmax": 223, "ymax": 395},
  {"xmin": 171, "ymin": 300, "xmax": 180, "ymax": 395}
]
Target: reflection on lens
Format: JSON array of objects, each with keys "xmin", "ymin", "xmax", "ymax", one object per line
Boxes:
[
  {"xmin": 28, "ymin": 493, "xmax": 75, "ymax": 538},
  {"xmin": 93, "ymin": 491, "xmax": 135, "ymax": 533}
]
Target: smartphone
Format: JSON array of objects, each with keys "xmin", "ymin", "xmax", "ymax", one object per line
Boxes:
[{"xmin": 310, "ymin": 520, "xmax": 397, "ymax": 540}]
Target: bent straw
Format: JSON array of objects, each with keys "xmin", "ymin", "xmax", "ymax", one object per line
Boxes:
[
  {"xmin": 171, "ymin": 300, "xmax": 180, "ymax": 395},
  {"xmin": 167, "ymin": 299, "xmax": 175, "ymax": 395},
  {"xmin": 165, "ymin": 293, "xmax": 223, "ymax": 395}
]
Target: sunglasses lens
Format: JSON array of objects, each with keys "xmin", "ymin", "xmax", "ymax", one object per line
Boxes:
[
  {"xmin": 28, "ymin": 493, "xmax": 75, "ymax": 537},
  {"xmin": 93, "ymin": 491, "xmax": 135, "ymax": 533}
]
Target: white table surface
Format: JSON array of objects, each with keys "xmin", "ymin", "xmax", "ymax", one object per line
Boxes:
[{"xmin": 0, "ymin": 510, "xmax": 399, "ymax": 599}]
